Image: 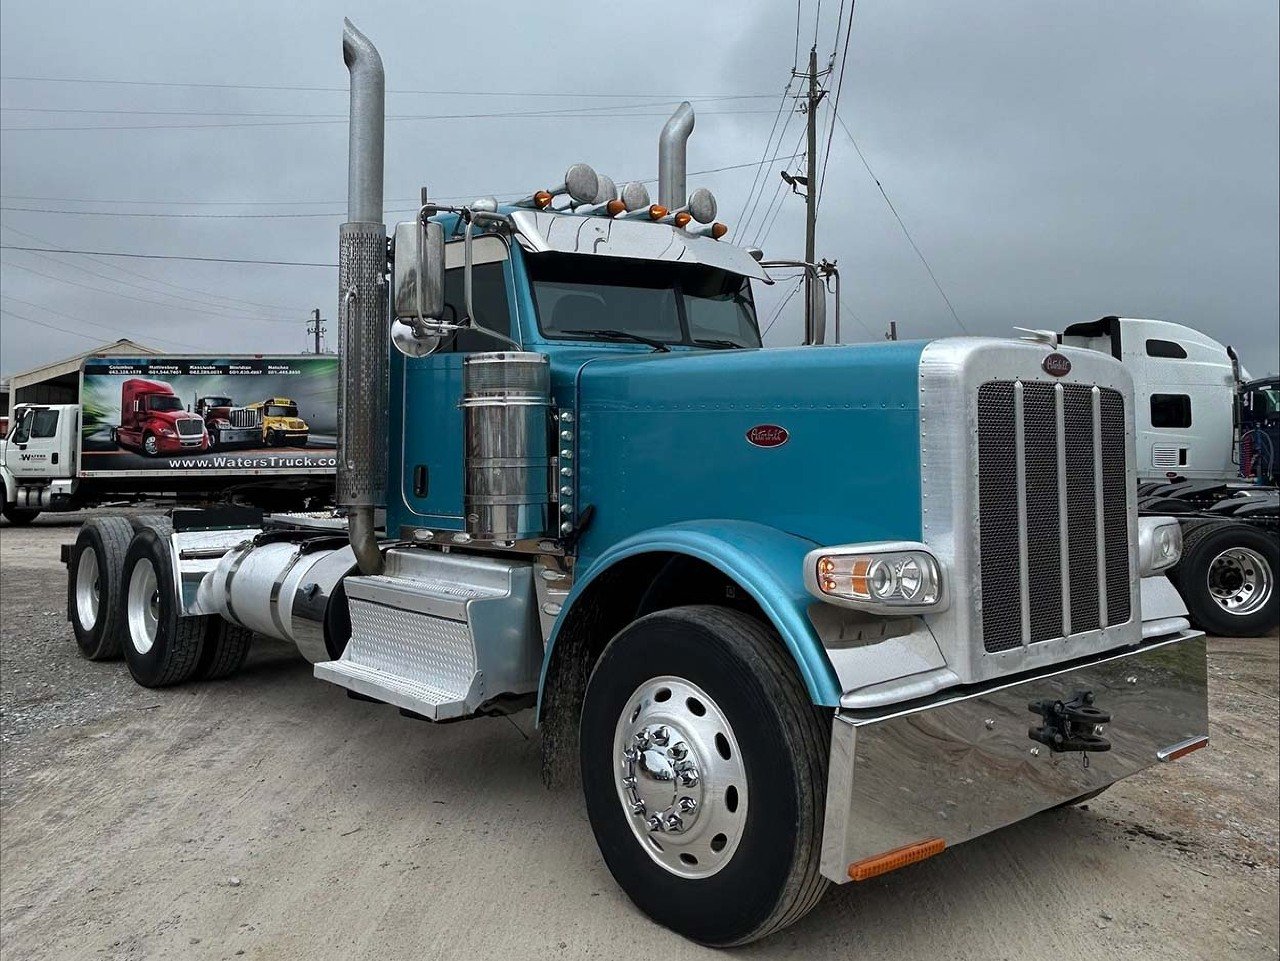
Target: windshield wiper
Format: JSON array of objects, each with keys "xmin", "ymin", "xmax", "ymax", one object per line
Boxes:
[
  {"xmin": 577, "ymin": 329, "xmax": 671, "ymax": 352},
  {"xmin": 691, "ymin": 338, "xmax": 750, "ymax": 350}
]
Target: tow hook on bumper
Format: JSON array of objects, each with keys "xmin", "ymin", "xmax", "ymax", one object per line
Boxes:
[{"xmin": 1028, "ymin": 690, "xmax": 1112, "ymax": 754}]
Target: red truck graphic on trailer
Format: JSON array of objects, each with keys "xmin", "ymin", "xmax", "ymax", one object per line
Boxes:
[{"xmin": 113, "ymin": 379, "xmax": 209, "ymax": 457}]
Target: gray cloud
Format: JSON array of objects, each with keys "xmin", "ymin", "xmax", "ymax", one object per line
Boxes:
[{"xmin": 1, "ymin": 0, "xmax": 1275, "ymax": 376}]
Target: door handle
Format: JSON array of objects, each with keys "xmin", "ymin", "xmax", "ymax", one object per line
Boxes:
[{"xmin": 413, "ymin": 464, "xmax": 429, "ymax": 498}]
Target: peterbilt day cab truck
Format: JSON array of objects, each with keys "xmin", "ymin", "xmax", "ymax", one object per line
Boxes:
[
  {"xmin": 62, "ymin": 21, "xmax": 1209, "ymax": 946},
  {"xmin": 1059, "ymin": 316, "xmax": 1278, "ymax": 637}
]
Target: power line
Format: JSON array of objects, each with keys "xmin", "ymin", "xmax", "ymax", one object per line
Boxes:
[
  {"xmin": 1, "ymin": 224, "xmax": 305, "ymax": 315},
  {"xmin": 732, "ymin": 82, "xmax": 795, "ymax": 232},
  {"xmin": 1, "ymin": 74, "xmax": 776, "ymax": 99},
  {"xmin": 1, "ymin": 307, "xmax": 106, "ymax": 344},
  {"xmin": 1, "ymin": 246, "xmax": 333, "ymax": 269},
  {"xmin": 0, "ymin": 293, "xmax": 205, "ymax": 350},
  {"xmin": 1, "ymin": 107, "xmax": 776, "ymax": 133},
  {"xmin": 816, "ymin": 0, "xmax": 856, "ymax": 204},
  {"xmin": 0, "ymin": 154, "xmax": 806, "ymax": 221},
  {"xmin": 832, "ymin": 111, "xmax": 968, "ymax": 334},
  {"xmin": 761, "ymin": 278, "xmax": 805, "ymax": 340}
]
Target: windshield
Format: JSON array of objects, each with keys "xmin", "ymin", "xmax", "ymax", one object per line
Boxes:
[
  {"xmin": 148, "ymin": 396, "xmax": 183, "ymax": 412},
  {"xmin": 266, "ymin": 404, "xmax": 298, "ymax": 418},
  {"xmin": 529, "ymin": 255, "xmax": 761, "ymax": 349},
  {"xmin": 201, "ymin": 397, "xmax": 233, "ymax": 408}
]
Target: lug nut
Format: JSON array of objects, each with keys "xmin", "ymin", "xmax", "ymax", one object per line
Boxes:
[
  {"xmin": 679, "ymin": 770, "xmax": 699, "ymax": 787},
  {"xmin": 647, "ymin": 815, "xmax": 663, "ymax": 833},
  {"xmin": 630, "ymin": 800, "xmax": 646, "ymax": 815},
  {"xmin": 669, "ymin": 742, "xmax": 688, "ymax": 760},
  {"xmin": 652, "ymin": 726, "xmax": 670, "ymax": 746},
  {"xmin": 663, "ymin": 813, "xmax": 684, "ymax": 832},
  {"xmin": 678, "ymin": 796, "xmax": 697, "ymax": 814}
]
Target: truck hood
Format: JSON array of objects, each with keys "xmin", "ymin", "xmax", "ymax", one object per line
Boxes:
[
  {"xmin": 557, "ymin": 341, "xmax": 929, "ymax": 567},
  {"xmin": 150, "ymin": 411, "xmax": 203, "ymax": 426}
]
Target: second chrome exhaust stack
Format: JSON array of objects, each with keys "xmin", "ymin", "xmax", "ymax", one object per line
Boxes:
[
  {"xmin": 658, "ymin": 101, "xmax": 694, "ymax": 210},
  {"xmin": 339, "ymin": 18, "xmax": 388, "ymax": 575}
]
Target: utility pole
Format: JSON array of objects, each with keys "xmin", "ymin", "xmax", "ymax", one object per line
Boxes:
[
  {"xmin": 307, "ymin": 308, "xmax": 327, "ymax": 354},
  {"xmin": 804, "ymin": 45, "xmax": 819, "ymax": 338}
]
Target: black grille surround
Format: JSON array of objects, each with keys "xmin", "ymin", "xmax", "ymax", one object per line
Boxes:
[{"xmin": 977, "ymin": 380, "xmax": 1131, "ymax": 654}]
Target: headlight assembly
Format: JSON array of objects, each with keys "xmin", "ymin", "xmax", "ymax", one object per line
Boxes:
[{"xmin": 805, "ymin": 542, "xmax": 947, "ymax": 614}]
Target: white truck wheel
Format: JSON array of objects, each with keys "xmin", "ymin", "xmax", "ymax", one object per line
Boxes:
[{"xmin": 66, "ymin": 516, "xmax": 134, "ymax": 660}]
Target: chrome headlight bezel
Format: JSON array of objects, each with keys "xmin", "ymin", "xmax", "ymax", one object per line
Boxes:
[
  {"xmin": 1138, "ymin": 516, "xmax": 1183, "ymax": 576},
  {"xmin": 804, "ymin": 541, "xmax": 949, "ymax": 615}
]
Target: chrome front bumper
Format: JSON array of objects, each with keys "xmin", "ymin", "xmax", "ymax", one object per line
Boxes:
[{"xmin": 819, "ymin": 629, "xmax": 1207, "ymax": 883}]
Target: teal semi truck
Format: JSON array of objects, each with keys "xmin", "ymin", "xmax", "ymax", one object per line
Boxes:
[{"xmin": 64, "ymin": 21, "xmax": 1209, "ymax": 946}]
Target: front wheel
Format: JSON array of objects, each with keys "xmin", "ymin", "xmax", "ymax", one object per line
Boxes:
[
  {"xmin": 142, "ymin": 433, "xmax": 159, "ymax": 457},
  {"xmin": 580, "ymin": 606, "xmax": 830, "ymax": 946},
  {"xmin": 1174, "ymin": 521, "xmax": 1278, "ymax": 637},
  {"xmin": 2, "ymin": 504, "xmax": 40, "ymax": 525}
]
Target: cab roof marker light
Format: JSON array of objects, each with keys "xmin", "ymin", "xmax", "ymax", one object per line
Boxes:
[{"xmin": 687, "ymin": 222, "xmax": 729, "ymax": 240}]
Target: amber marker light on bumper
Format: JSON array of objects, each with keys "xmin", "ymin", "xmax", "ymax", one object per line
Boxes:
[
  {"xmin": 848, "ymin": 838, "xmax": 946, "ymax": 882},
  {"xmin": 804, "ymin": 542, "xmax": 947, "ymax": 615}
]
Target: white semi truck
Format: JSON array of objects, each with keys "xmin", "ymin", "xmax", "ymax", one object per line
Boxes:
[
  {"xmin": 1060, "ymin": 317, "xmax": 1278, "ymax": 637},
  {"xmin": 58, "ymin": 21, "xmax": 1210, "ymax": 946}
]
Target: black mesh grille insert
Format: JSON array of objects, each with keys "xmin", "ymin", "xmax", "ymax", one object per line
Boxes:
[
  {"xmin": 1063, "ymin": 386, "xmax": 1100, "ymax": 632},
  {"xmin": 977, "ymin": 383, "xmax": 1022, "ymax": 653},
  {"xmin": 977, "ymin": 380, "xmax": 1130, "ymax": 654},
  {"xmin": 1100, "ymin": 390, "xmax": 1131, "ymax": 625},
  {"xmin": 1023, "ymin": 384, "xmax": 1063, "ymax": 642}
]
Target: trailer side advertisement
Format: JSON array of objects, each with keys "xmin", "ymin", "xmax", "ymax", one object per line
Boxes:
[{"xmin": 80, "ymin": 356, "xmax": 338, "ymax": 476}]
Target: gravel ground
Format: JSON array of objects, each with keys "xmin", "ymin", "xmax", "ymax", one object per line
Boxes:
[{"xmin": 1, "ymin": 514, "xmax": 1277, "ymax": 961}]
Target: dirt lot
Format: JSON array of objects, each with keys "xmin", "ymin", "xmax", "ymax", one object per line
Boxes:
[{"xmin": 1, "ymin": 515, "xmax": 1277, "ymax": 961}]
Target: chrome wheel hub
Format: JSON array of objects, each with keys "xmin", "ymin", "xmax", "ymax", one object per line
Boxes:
[
  {"xmin": 1207, "ymin": 547, "xmax": 1272, "ymax": 616},
  {"xmin": 127, "ymin": 558, "xmax": 159, "ymax": 655},
  {"xmin": 75, "ymin": 548, "xmax": 100, "ymax": 631},
  {"xmin": 612, "ymin": 676, "xmax": 747, "ymax": 879}
]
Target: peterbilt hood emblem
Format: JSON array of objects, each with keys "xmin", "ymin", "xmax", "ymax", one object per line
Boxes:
[
  {"xmin": 746, "ymin": 425, "xmax": 789, "ymax": 448},
  {"xmin": 1042, "ymin": 353, "xmax": 1072, "ymax": 377}
]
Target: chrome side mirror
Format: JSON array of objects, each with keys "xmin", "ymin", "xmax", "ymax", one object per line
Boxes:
[{"xmin": 393, "ymin": 219, "xmax": 446, "ymax": 321}]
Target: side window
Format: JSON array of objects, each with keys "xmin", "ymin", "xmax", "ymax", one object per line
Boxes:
[
  {"xmin": 1150, "ymin": 394, "xmax": 1192, "ymax": 428},
  {"xmin": 436, "ymin": 236, "xmax": 513, "ymax": 354},
  {"xmin": 10, "ymin": 410, "xmax": 33, "ymax": 444},
  {"xmin": 30, "ymin": 409, "xmax": 60, "ymax": 438},
  {"xmin": 1146, "ymin": 338, "xmax": 1187, "ymax": 359}
]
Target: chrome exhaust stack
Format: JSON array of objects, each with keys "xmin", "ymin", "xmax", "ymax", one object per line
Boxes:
[
  {"xmin": 657, "ymin": 101, "xmax": 694, "ymax": 210},
  {"xmin": 339, "ymin": 18, "xmax": 388, "ymax": 575}
]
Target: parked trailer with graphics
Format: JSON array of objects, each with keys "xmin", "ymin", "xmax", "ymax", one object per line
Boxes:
[
  {"xmin": 0, "ymin": 354, "xmax": 338, "ymax": 524},
  {"xmin": 65, "ymin": 22, "xmax": 1210, "ymax": 945}
]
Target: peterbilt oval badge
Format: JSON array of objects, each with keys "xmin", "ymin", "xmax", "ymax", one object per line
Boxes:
[
  {"xmin": 746, "ymin": 424, "xmax": 789, "ymax": 448},
  {"xmin": 1042, "ymin": 352, "xmax": 1072, "ymax": 377}
]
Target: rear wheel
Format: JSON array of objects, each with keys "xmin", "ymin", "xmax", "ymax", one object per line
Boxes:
[
  {"xmin": 67, "ymin": 515, "xmax": 134, "ymax": 660},
  {"xmin": 580, "ymin": 606, "xmax": 830, "ymax": 946},
  {"xmin": 121, "ymin": 527, "xmax": 207, "ymax": 687},
  {"xmin": 197, "ymin": 620, "xmax": 253, "ymax": 680},
  {"xmin": 1174, "ymin": 522, "xmax": 1278, "ymax": 637}
]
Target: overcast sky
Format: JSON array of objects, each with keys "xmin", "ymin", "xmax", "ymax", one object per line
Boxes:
[{"xmin": 1, "ymin": 0, "xmax": 1276, "ymax": 377}]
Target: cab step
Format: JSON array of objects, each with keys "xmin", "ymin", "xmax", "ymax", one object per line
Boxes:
[{"xmin": 313, "ymin": 548, "xmax": 541, "ymax": 721}]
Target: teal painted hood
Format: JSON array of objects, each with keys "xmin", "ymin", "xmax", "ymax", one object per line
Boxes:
[{"xmin": 562, "ymin": 340, "xmax": 929, "ymax": 567}]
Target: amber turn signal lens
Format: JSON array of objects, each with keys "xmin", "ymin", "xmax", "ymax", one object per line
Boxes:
[
  {"xmin": 848, "ymin": 838, "xmax": 945, "ymax": 882},
  {"xmin": 534, "ymin": 190, "xmax": 553, "ymax": 209},
  {"xmin": 673, "ymin": 211, "xmax": 693, "ymax": 228},
  {"xmin": 606, "ymin": 199, "xmax": 626, "ymax": 216},
  {"xmin": 648, "ymin": 204, "xmax": 669, "ymax": 220},
  {"xmin": 710, "ymin": 222, "xmax": 729, "ymax": 240}
]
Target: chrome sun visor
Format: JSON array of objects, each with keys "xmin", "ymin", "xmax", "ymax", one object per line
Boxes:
[{"xmin": 509, "ymin": 209, "xmax": 768, "ymax": 281}]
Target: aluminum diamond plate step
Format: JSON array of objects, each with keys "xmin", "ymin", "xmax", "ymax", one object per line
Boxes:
[{"xmin": 314, "ymin": 658, "xmax": 470, "ymax": 720}]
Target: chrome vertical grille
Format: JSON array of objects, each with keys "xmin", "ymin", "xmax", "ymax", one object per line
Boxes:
[{"xmin": 977, "ymin": 379, "xmax": 1130, "ymax": 653}]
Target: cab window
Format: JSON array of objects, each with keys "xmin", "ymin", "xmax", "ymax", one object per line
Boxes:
[
  {"xmin": 1151, "ymin": 393, "xmax": 1192, "ymax": 428},
  {"xmin": 30, "ymin": 409, "xmax": 60, "ymax": 438},
  {"xmin": 436, "ymin": 236, "xmax": 514, "ymax": 354}
]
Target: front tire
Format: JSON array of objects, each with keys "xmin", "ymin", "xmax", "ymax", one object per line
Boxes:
[
  {"xmin": 580, "ymin": 606, "xmax": 830, "ymax": 946},
  {"xmin": 2, "ymin": 504, "xmax": 40, "ymax": 525},
  {"xmin": 121, "ymin": 527, "xmax": 207, "ymax": 687},
  {"xmin": 67, "ymin": 515, "xmax": 134, "ymax": 660},
  {"xmin": 142, "ymin": 433, "xmax": 159, "ymax": 457},
  {"xmin": 1174, "ymin": 521, "xmax": 1278, "ymax": 637}
]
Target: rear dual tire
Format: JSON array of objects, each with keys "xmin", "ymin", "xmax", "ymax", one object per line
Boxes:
[
  {"xmin": 580, "ymin": 606, "xmax": 830, "ymax": 946},
  {"xmin": 67, "ymin": 516, "xmax": 135, "ymax": 660}
]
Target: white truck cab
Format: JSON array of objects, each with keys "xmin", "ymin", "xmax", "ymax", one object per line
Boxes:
[
  {"xmin": 1060, "ymin": 317, "xmax": 1239, "ymax": 481},
  {"xmin": 0, "ymin": 404, "xmax": 78, "ymax": 523}
]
